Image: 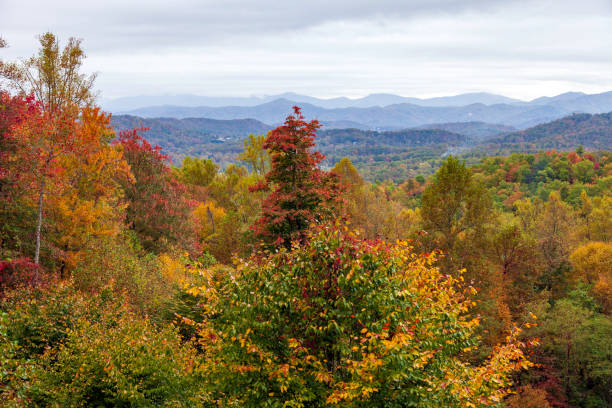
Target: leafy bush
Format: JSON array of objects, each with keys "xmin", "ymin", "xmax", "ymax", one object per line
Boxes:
[
  {"xmin": 0, "ymin": 258, "xmax": 39, "ymax": 295},
  {"xmin": 23, "ymin": 306, "xmax": 205, "ymax": 407},
  {"xmin": 0, "ymin": 283, "xmax": 94, "ymax": 359},
  {"xmin": 0, "ymin": 283, "xmax": 109, "ymax": 403},
  {"xmin": 72, "ymin": 233, "xmax": 177, "ymax": 316}
]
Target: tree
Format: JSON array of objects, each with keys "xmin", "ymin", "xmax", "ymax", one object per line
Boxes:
[
  {"xmin": 2, "ymin": 32, "xmax": 96, "ymax": 112},
  {"xmin": 533, "ymin": 296, "xmax": 612, "ymax": 406},
  {"xmin": 250, "ymin": 107, "xmax": 342, "ymax": 247},
  {"xmin": 114, "ymin": 128, "xmax": 197, "ymax": 253},
  {"xmin": 332, "ymin": 157, "xmax": 363, "ymax": 191},
  {"xmin": 175, "ymin": 156, "xmax": 217, "ymax": 187},
  {"xmin": 238, "ymin": 133, "xmax": 270, "ymax": 176},
  {"xmin": 569, "ymin": 242, "xmax": 612, "ymax": 313},
  {"xmin": 536, "ymin": 192, "xmax": 576, "ymax": 275},
  {"xmin": 573, "ymin": 159, "xmax": 595, "ymax": 184},
  {"xmin": 1, "ymin": 33, "xmax": 97, "ymax": 266},
  {"xmin": 188, "ymin": 225, "xmax": 534, "ymax": 407},
  {"xmin": 420, "ymin": 156, "xmax": 493, "ymax": 272},
  {"xmin": 45, "ymin": 108, "xmax": 132, "ymax": 274}
]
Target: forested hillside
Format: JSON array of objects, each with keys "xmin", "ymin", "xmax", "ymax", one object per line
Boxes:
[
  {"xmin": 418, "ymin": 121, "xmax": 516, "ymax": 140},
  {"xmin": 1, "ymin": 34, "xmax": 611, "ymax": 408},
  {"xmin": 481, "ymin": 112, "xmax": 612, "ymax": 153}
]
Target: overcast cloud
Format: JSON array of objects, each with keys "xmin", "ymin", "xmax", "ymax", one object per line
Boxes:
[{"xmin": 1, "ymin": 0, "xmax": 611, "ymax": 100}]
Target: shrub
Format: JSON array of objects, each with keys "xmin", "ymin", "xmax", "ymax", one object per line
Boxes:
[
  {"xmin": 0, "ymin": 282, "xmax": 93, "ymax": 359},
  {"xmin": 0, "ymin": 283, "xmax": 110, "ymax": 404},
  {"xmin": 0, "ymin": 258, "xmax": 40, "ymax": 295},
  {"xmin": 71, "ymin": 233, "xmax": 176, "ymax": 317},
  {"xmin": 14, "ymin": 300, "xmax": 205, "ymax": 407}
]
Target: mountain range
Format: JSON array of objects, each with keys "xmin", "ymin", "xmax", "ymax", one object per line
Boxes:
[
  {"xmin": 110, "ymin": 110, "xmax": 612, "ymax": 173},
  {"xmin": 110, "ymin": 91, "xmax": 612, "ymax": 130},
  {"xmin": 102, "ymin": 92, "xmax": 523, "ymax": 111}
]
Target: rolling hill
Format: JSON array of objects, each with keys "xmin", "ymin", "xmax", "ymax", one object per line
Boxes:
[
  {"xmin": 110, "ymin": 115, "xmax": 272, "ymax": 152},
  {"xmin": 478, "ymin": 112, "xmax": 612, "ymax": 152}
]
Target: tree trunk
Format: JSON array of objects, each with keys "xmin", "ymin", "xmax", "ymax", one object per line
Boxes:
[{"xmin": 34, "ymin": 178, "xmax": 45, "ymax": 267}]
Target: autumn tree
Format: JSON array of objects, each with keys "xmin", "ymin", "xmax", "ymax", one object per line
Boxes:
[
  {"xmin": 2, "ymin": 32, "xmax": 96, "ymax": 112},
  {"xmin": 115, "ymin": 128, "xmax": 197, "ymax": 253},
  {"xmin": 1, "ymin": 33, "xmax": 97, "ymax": 265},
  {"xmin": 0, "ymin": 93, "xmax": 39, "ymax": 261},
  {"xmin": 420, "ymin": 156, "xmax": 493, "ymax": 273},
  {"xmin": 569, "ymin": 242, "xmax": 612, "ymax": 314},
  {"xmin": 238, "ymin": 133, "xmax": 270, "ymax": 176},
  {"xmin": 189, "ymin": 225, "xmax": 534, "ymax": 407},
  {"xmin": 45, "ymin": 108, "xmax": 132, "ymax": 274},
  {"xmin": 250, "ymin": 106, "xmax": 342, "ymax": 247}
]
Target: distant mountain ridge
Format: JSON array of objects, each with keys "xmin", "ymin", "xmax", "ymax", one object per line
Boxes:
[
  {"xmin": 480, "ymin": 112, "xmax": 612, "ymax": 152},
  {"xmin": 115, "ymin": 91, "xmax": 612, "ymax": 131},
  {"xmin": 102, "ymin": 92, "xmax": 524, "ymax": 112}
]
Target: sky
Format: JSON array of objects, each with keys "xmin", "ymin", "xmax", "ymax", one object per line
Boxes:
[{"xmin": 1, "ymin": 0, "xmax": 612, "ymax": 101}]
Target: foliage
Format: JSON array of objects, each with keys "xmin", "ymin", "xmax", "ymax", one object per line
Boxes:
[
  {"xmin": 250, "ymin": 107, "xmax": 343, "ymax": 247},
  {"xmin": 530, "ymin": 295, "xmax": 612, "ymax": 407},
  {"xmin": 569, "ymin": 242, "xmax": 612, "ymax": 314},
  {"xmin": 238, "ymin": 133, "xmax": 271, "ymax": 176},
  {"xmin": 420, "ymin": 156, "xmax": 493, "ymax": 273},
  {"xmin": 175, "ymin": 156, "xmax": 218, "ymax": 187},
  {"xmin": 1, "ymin": 32, "xmax": 96, "ymax": 112},
  {"xmin": 71, "ymin": 233, "xmax": 177, "ymax": 317},
  {"xmin": 115, "ymin": 127, "xmax": 198, "ymax": 253},
  {"xmin": 27, "ymin": 311, "xmax": 203, "ymax": 407},
  {"xmin": 189, "ymin": 225, "xmax": 533, "ymax": 407},
  {"xmin": 504, "ymin": 385, "xmax": 551, "ymax": 408}
]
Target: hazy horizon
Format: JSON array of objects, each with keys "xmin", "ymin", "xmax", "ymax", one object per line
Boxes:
[
  {"xmin": 2, "ymin": 0, "xmax": 612, "ymax": 100},
  {"xmin": 100, "ymin": 89, "xmax": 606, "ymax": 103}
]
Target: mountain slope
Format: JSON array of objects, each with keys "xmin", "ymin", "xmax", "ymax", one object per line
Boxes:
[
  {"xmin": 417, "ymin": 122, "xmax": 515, "ymax": 140},
  {"xmin": 479, "ymin": 112, "xmax": 612, "ymax": 152},
  {"xmin": 110, "ymin": 115, "xmax": 272, "ymax": 154}
]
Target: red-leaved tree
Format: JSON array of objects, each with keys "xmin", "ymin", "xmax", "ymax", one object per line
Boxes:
[
  {"xmin": 114, "ymin": 128, "xmax": 198, "ymax": 253},
  {"xmin": 250, "ymin": 106, "xmax": 342, "ymax": 247}
]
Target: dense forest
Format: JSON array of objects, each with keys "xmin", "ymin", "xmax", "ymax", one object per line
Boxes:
[
  {"xmin": 1, "ymin": 34, "xmax": 611, "ymax": 408},
  {"xmin": 111, "ymin": 110, "xmax": 612, "ymax": 183}
]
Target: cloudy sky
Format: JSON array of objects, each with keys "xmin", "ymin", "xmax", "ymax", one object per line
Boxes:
[{"xmin": 1, "ymin": 0, "xmax": 611, "ymax": 100}]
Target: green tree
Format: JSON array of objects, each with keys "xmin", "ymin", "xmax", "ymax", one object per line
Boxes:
[
  {"xmin": 175, "ymin": 156, "xmax": 217, "ymax": 187},
  {"xmin": 534, "ymin": 295, "xmax": 612, "ymax": 407},
  {"xmin": 420, "ymin": 156, "xmax": 493, "ymax": 272},
  {"xmin": 573, "ymin": 160, "xmax": 595, "ymax": 184}
]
